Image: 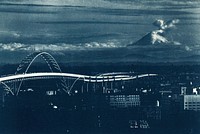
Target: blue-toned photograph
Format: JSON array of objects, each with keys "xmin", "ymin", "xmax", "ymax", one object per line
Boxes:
[{"xmin": 0, "ymin": 0, "xmax": 200, "ymax": 134}]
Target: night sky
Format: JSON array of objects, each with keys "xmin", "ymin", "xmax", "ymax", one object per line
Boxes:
[{"xmin": 0, "ymin": 0, "xmax": 200, "ymax": 63}]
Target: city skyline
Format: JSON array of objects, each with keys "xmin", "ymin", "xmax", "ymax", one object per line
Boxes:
[
  {"xmin": 1, "ymin": 51, "xmax": 200, "ymax": 134},
  {"xmin": 1, "ymin": 1, "xmax": 200, "ymax": 134}
]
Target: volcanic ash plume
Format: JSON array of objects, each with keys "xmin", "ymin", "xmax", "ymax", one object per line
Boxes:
[{"xmin": 128, "ymin": 19, "xmax": 180, "ymax": 46}]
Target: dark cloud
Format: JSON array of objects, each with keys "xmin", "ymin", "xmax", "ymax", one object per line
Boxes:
[
  {"xmin": 35, "ymin": 21, "xmax": 140, "ymax": 25},
  {"xmin": 0, "ymin": 2, "xmax": 85, "ymax": 8},
  {"xmin": 0, "ymin": 5, "xmax": 58, "ymax": 14},
  {"xmin": 89, "ymin": 8, "xmax": 192, "ymax": 16}
]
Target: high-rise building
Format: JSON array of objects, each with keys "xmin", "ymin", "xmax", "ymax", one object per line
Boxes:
[{"xmin": 181, "ymin": 87, "xmax": 187, "ymax": 95}]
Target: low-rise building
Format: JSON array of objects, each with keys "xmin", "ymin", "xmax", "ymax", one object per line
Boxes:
[
  {"xmin": 108, "ymin": 95, "xmax": 140, "ymax": 108},
  {"xmin": 184, "ymin": 95, "xmax": 200, "ymax": 111}
]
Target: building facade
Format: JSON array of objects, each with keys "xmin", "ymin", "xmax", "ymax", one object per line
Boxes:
[
  {"xmin": 184, "ymin": 95, "xmax": 200, "ymax": 111},
  {"xmin": 108, "ymin": 95, "xmax": 140, "ymax": 108}
]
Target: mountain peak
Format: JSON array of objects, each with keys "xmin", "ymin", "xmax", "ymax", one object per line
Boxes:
[{"xmin": 128, "ymin": 19, "xmax": 179, "ymax": 46}]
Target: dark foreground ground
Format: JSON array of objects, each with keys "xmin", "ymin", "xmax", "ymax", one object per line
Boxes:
[{"xmin": 0, "ymin": 96, "xmax": 200, "ymax": 134}]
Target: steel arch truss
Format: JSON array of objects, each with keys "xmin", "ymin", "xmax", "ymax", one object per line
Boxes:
[
  {"xmin": 14, "ymin": 52, "xmax": 68, "ymax": 95},
  {"xmin": 0, "ymin": 82, "xmax": 14, "ymax": 95},
  {"xmin": 16, "ymin": 52, "xmax": 62, "ymax": 74}
]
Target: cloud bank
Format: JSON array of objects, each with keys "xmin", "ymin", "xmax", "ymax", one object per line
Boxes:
[{"xmin": 0, "ymin": 41, "xmax": 122, "ymax": 52}]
